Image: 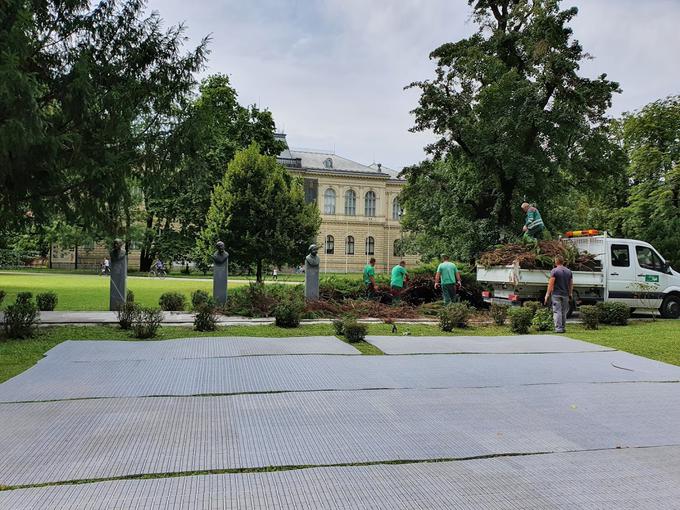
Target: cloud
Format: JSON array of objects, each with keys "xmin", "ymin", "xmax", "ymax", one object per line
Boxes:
[{"xmin": 146, "ymin": 0, "xmax": 680, "ymax": 169}]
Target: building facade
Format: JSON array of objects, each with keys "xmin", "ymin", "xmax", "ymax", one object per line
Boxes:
[{"xmin": 277, "ymin": 134, "xmax": 419, "ymax": 273}]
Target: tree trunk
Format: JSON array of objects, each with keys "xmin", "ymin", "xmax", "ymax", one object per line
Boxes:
[
  {"xmin": 256, "ymin": 259, "xmax": 263, "ymax": 283},
  {"xmin": 139, "ymin": 214, "xmax": 154, "ymax": 272}
]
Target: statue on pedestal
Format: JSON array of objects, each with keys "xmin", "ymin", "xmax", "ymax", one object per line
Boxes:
[
  {"xmin": 212, "ymin": 241, "xmax": 229, "ymax": 304},
  {"xmin": 109, "ymin": 238, "xmax": 128, "ymax": 311},
  {"xmin": 304, "ymin": 243, "xmax": 320, "ymax": 300}
]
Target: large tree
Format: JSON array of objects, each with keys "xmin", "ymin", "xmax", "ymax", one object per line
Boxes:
[
  {"xmin": 401, "ymin": 0, "xmax": 623, "ymax": 260},
  {"xmin": 198, "ymin": 144, "xmax": 321, "ymax": 282},
  {"xmin": 617, "ymin": 96, "xmax": 680, "ymax": 267},
  {"xmin": 0, "ymin": 0, "xmax": 207, "ymax": 240},
  {"xmin": 137, "ymin": 74, "xmax": 284, "ymax": 271}
]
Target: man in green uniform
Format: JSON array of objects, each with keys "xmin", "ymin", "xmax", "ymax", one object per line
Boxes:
[
  {"xmin": 390, "ymin": 260, "xmax": 409, "ymax": 303},
  {"xmin": 363, "ymin": 258, "xmax": 377, "ymax": 298},
  {"xmin": 521, "ymin": 202, "xmax": 545, "ymax": 240},
  {"xmin": 435, "ymin": 255, "xmax": 461, "ymax": 305}
]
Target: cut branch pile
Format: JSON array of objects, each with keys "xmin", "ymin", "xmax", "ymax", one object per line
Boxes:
[{"xmin": 478, "ymin": 240, "xmax": 599, "ymax": 272}]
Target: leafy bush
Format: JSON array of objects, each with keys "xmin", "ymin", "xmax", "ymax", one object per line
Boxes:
[
  {"xmin": 132, "ymin": 307, "xmax": 163, "ymax": 339},
  {"xmin": 0, "ymin": 289, "xmax": 6, "ymax": 307},
  {"xmin": 523, "ymin": 301, "xmax": 541, "ymax": 317},
  {"xmin": 16, "ymin": 292, "xmax": 33, "ymax": 304},
  {"xmin": 194, "ymin": 301, "xmax": 218, "ymax": 332},
  {"xmin": 158, "ymin": 292, "xmax": 186, "ymax": 311},
  {"xmin": 126, "ymin": 289, "xmax": 135, "ymax": 303},
  {"xmin": 36, "ymin": 292, "xmax": 58, "ymax": 311},
  {"xmin": 509, "ymin": 307, "xmax": 534, "ymax": 334},
  {"xmin": 191, "ymin": 289, "xmax": 211, "ymax": 310},
  {"xmin": 274, "ymin": 302, "xmax": 302, "ymax": 328},
  {"xmin": 580, "ymin": 305, "xmax": 600, "ymax": 330},
  {"xmin": 490, "ymin": 303, "xmax": 509, "ymax": 325},
  {"xmin": 342, "ymin": 319, "xmax": 367, "ymax": 343},
  {"xmin": 438, "ymin": 302, "xmax": 473, "ymax": 332},
  {"xmin": 226, "ymin": 283, "xmax": 302, "ymax": 317},
  {"xmin": 332, "ymin": 319, "xmax": 345, "ymax": 335},
  {"xmin": 532, "ymin": 307, "xmax": 553, "ymax": 331},
  {"xmin": 597, "ymin": 302, "xmax": 629, "ymax": 325},
  {"xmin": 3, "ymin": 299, "xmax": 39, "ymax": 338},
  {"xmin": 116, "ymin": 302, "xmax": 139, "ymax": 330}
]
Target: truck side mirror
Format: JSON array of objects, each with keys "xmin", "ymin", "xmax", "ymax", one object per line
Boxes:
[{"xmin": 664, "ymin": 261, "xmax": 671, "ymax": 274}]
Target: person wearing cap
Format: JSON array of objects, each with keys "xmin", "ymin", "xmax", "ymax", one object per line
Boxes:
[
  {"xmin": 435, "ymin": 255, "xmax": 461, "ymax": 305},
  {"xmin": 521, "ymin": 202, "xmax": 545, "ymax": 240}
]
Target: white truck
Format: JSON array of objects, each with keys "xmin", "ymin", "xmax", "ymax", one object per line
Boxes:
[{"xmin": 476, "ymin": 231, "xmax": 680, "ymax": 318}]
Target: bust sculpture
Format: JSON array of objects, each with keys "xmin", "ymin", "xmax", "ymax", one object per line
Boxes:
[
  {"xmin": 305, "ymin": 244, "xmax": 320, "ymax": 268},
  {"xmin": 111, "ymin": 238, "xmax": 126, "ymax": 261},
  {"xmin": 212, "ymin": 241, "xmax": 229, "ymax": 266}
]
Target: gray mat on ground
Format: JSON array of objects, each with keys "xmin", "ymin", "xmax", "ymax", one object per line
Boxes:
[
  {"xmin": 2, "ymin": 447, "xmax": 679, "ymax": 509},
  {"xmin": 2, "ymin": 384, "xmax": 680, "ymax": 485},
  {"xmin": 366, "ymin": 334, "xmax": 612, "ymax": 354},
  {"xmin": 43, "ymin": 337, "xmax": 360, "ymax": 361},
  {"xmin": 1, "ymin": 351, "xmax": 679, "ymax": 402}
]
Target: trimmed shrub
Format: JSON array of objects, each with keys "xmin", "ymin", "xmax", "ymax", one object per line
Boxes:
[
  {"xmin": 523, "ymin": 301, "xmax": 541, "ymax": 317},
  {"xmin": 597, "ymin": 302, "xmax": 629, "ymax": 325},
  {"xmin": 158, "ymin": 292, "xmax": 186, "ymax": 311},
  {"xmin": 36, "ymin": 292, "xmax": 58, "ymax": 311},
  {"xmin": 532, "ymin": 307, "xmax": 553, "ymax": 331},
  {"xmin": 509, "ymin": 307, "xmax": 534, "ymax": 334},
  {"xmin": 580, "ymin": 305, "xmax": 600, "ymax": 330},
  {"xmin": 342, "ymin": 319, "xmax": 367, "ymax": 343},
  {"xmin": 332, "ymin": 319, "xmax": 345, "ymax": 335},
  {"xmin": 490, "ymin": 303, "xmax": 509, "ymax": 325},
  {"xmin": 126, "ymin": 289, "xmax": 135, "ymax": 303},
  {"xmin": 0, "ymin": 289, "xmax": 6, "ymax": 307},
  {"xmin": 274, "ymin": 302, "xmax": 302, "ymax": 328},
  {"xmin": 438, "ymin": 302, "xmax": 473, "ymax": 332},
  {"xmin": 132, "ymin": 307, "xmax": 163, "ymax": 339},
  {"xmin": 194, "ymin": 301, "xmax": 218, "ymax": 332},
  {"xmin": 16, "ymin": 292, "xmax": 33, "ymax": 304},
  {"xmin": 191, "ymin": 289, "xmax": 210, "ymax": 310},
  {"xmin": 116, "ymin": 302, "xmax": 139, "ymax": 330},
  {"xmin": 3, "ymin": 299, "xmax": 39, "ymax": 338}
]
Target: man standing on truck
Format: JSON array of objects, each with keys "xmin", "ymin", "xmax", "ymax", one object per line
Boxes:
[
  {"xmin": 544, "ymin": 255, "xmax": 573, "ymax": 333},
  {"xmin": 521, "ymin": 202, "xmax": 545, "ymax": 240},
  {"xmin": 435, "ymin": 255, "xmax": 462, "ymax": 305}
]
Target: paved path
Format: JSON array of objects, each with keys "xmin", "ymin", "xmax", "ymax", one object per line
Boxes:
[{"xmin": 0, "ymin": 335, "xmax": 679, "ymax": 508}]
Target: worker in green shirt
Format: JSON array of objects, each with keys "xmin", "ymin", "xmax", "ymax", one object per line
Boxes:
[
  {"xmin": 363, "ymin": 258, "xmax": 377, "ymax": 298},
  {"xmin": 435, "ymin": 255, "xmax": 461, "ymax": 305},
  {"xmin": 521, "ymin": 202, "xmax": 545, "ymax": 240},
  {"xmin": 390, "ymin": 260, "xmax": 409, "ymax": 303}
]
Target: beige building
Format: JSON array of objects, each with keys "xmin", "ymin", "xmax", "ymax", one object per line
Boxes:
[{"xmin": 277, "ymin": 134, "xmax": 419, "ymax": 273}]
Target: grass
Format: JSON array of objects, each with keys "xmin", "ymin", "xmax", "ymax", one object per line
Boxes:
[
  {"xmin": 1, "ymin": 320, "xmax": 678, "ymax": 384},
  {"xmin": 0, "ymin": 272, "xmax": 248, "ymax": 311}
]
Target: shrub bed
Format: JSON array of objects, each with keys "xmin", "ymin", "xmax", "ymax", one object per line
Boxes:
[
  {"xmin": 194, "ymin": 301, "xmax": 218, "ymax": 331},
  {"xmin": 509, "ymin": 307, "xmax": 534, "ymax": 334},
  {"xmin": 490, "ymin": 303, "xmax": 509, "ymax": 325},
  {"xmin": 274, "ymin": 302, "xmax": 302, "ymax": 328},
  {"xmin": 597, "ymin": 302, "xmax": 629, "ymax": 325},
  {"xmin": 532, "ymin": 307, "xmax": 553, "ymax": 331},
  {"xmin": 158, "ymin": 292, "xmax": 186, "ymax": 311},
  {"xmin": 191, "ymin": 290, "xmax": 211, "ymax": 310},
  {"xmin": 36, "ymin": 292, "xmax": 58, "ymax": 311},
  {"xmin": 438, "ymin": 302, "xmax": 472, "ymax": 332},
  {"xmin": 132, "ymin": 307, "xmax": 163, "ymax": 339},
  {"xmin": 3, "ymin": 298, "xmax": 39, "ymax": 338},
  {"xmin": 580, "ymin": 305, "xmax": 600, "ymax": 330},
  {"xmin": 342, "ymin": 319, "xmax": 367, "ymax": 343}
]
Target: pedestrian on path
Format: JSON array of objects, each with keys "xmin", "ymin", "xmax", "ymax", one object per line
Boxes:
[
  {"xmin": 272, "ymin": 268, "xmax": 278, "ymax": 281},
  {"xmin": 390, "ymin": 260, "xmax": 409, "ymax": 303},
  {"xmin": 435, "ymin": 255, "xmax": 461, "ymax": 305},
  {"xmin": 544, "ymin": 255, "xmax": 573, "ymax": 333},
  {"xmin": 363, "ymin": 258, "xmax": 377, "ymax": 299}
]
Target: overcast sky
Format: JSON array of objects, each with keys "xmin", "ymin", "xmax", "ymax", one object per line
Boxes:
[{"xmin": 147, "ymin": 0, "xmax": 680, "ymax": 170}]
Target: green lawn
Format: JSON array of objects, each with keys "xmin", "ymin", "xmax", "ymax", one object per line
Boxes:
[
  {"xmin": 0, "ymin": 272, "xmax": 247, "ymax": 311},
  {"xmin": 1, "ymin": 321, "xmax": 678, "ymax": 384}
]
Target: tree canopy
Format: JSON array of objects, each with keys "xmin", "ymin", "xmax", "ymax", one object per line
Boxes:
[
  {"xmin": 198, "ymin": 144, "xmax": 321, "ymax": 281},
  {"xmin": 401, "ymin": 0, "xmax": 623, "ymax": 260}
]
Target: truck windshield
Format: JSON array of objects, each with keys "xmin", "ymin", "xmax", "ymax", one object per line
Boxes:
[{"xmin": 635, "ymin": 246, "xmax": 665, "ymax": 272}]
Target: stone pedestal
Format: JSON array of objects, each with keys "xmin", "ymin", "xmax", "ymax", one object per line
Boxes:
[
  {"xmin": 109, "ymin": 254, "xmax": 127, "ymax": 311},
  {"xmin": 304, "ymin": 263, "xmax": 319, "ymax": 300},
  {"xmin": 213, "ymin": 263, "xmax": 228, "ymax": 305}
]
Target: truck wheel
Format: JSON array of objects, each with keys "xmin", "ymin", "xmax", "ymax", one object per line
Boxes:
[{"xmin": 660, "ymin": 295, "xmax": 680, "ymax": 319}]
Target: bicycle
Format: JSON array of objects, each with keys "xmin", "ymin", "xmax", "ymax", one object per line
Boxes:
[{"xmin": 148, "ymin": 267, "xmax": 167, "ymax": 279}]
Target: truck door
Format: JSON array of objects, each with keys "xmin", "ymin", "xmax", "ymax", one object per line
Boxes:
[
  {"xmin": 633, "ymin": 245, "xmax": 667, "ymax": 308},
  {"xmin": 606, "ymin": 243, "xmax": 639, "ymax": 306}
]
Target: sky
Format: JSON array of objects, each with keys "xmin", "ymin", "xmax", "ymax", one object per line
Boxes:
[{"xmin": 147, "ymin": 0, "xmax": 680, "ymax": 170}]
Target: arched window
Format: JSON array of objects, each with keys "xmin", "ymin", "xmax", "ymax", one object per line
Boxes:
[
  {"xmin": 345, "ymin": 236, "xmax": 355, "ymax": 255},
  {"xmin": 324, "ymin": 157, "xmax": 333, "ymax": 169},
  {"xmin": 393, "ymin": 239, "xmax": 403, "ymax": 257},
  {"xmin": 325, "ymin": 235, "xmax": 335, "ymax": 255},
  {"xmin": 392, "ymin": 197, "xmax": 402, "ymax": 220},
  {"xmin": 344, "ymin": 190, "xmax": 356, "ymax": 216},
  {"xmin": 364, "ymin": 191, "xmax": 376, "ymax": 217},
  {"xmin": 365, "ymin": 236, "xmax": 375, "ymax": 255},
  {"xmin": 323, "ymin": 188, "xmax": 336, "ymax": 214}
]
